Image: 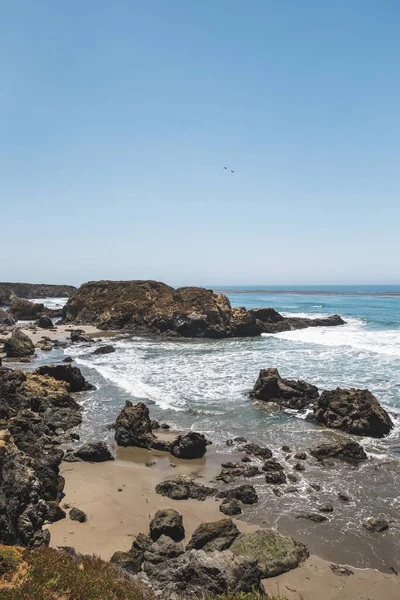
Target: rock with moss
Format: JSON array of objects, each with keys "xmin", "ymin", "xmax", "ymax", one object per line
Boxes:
[
  {"xmin": 4, "ymin": 329, "xmax": 35, "ymax": 357},
  {"xmin": 35, "ymin": 364, "xmax": 94, "ymax": 392},
  {"xmin": 69, "ymin": 507, "xmax": 87, "ymax": 523},
  {"xmin": 229, "ymin": 529, "xmax": 309, "ymax": 578},
  {"xmin": 7, "ymin": 299, "xmax": 44, "ymax": 320}
]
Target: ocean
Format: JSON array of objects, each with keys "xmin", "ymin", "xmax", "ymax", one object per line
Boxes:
[{"xmin": 26, "ymin": 287, "xmax": 400, "ymax": 571}]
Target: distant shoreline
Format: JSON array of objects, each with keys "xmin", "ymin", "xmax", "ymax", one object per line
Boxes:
[{"xmin": 216, "ymin": 289, "xmax": 400, "ymax": 297}]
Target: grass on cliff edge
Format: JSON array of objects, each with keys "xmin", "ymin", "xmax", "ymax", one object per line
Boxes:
[{"xmin": 0, "ymin": 545, "xmax": 287, "ymax": 600}]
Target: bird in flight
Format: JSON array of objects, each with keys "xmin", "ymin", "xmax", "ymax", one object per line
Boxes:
[
  {"xmin": 223, "ymin": 166, "xmax": 227, "ymax": 170},
  {"xmin": 231, "ymin": 170, "xmax": 235, "ymax": 173},
  {"xmin": 223, "ymin": 166, "xmax": 235, "ymax": 173}
]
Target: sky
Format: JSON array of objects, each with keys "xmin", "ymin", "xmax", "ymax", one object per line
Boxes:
[{"xmin": 1, "ymin": 0, "xmax": 399, "ymax": 286}]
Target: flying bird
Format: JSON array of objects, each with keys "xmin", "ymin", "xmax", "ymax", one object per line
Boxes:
[
  {"xmin": 231, "ymin": 170, "xmax": 235, "ymax": 173},
  {"xmin": 223, "ymin": 166, "xmax": 227, "ymax": 170}
]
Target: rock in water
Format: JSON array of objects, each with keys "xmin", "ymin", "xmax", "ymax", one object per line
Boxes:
[
  {"xmin": 114, "ymin": 401, "xmax": 157, "ymax": 448},
  {"xmin": 217, "ymin": 484, "xmax": 258, "ymax": 504},
  {"xmin": 7, "ymin": 299, "xmax": 44, "ymax": 320},
  {"xmin": 251, "ymin": 368, "xmax": 319, "ymax": 410},
  {"xmin": 110, "ymin": 550, "xmax": 144, "ymax": 574},
  {"xmin": 363, "ymin": 518, "xmax": 389, "ymax": 533},
  {"xmin": 220, "ymin": 499, "xmax": 242, "ymax": 516},
  {"xmin": 310, "ymin": 438, "xmax": 367, "ymax": 463},
  {"xmin": 170, "ymin": 431, "xmax": 209, "ymax": 459},
  {"xmin": 143, "ymin": 548, "xmax": 262, "ymax": 598},
  {"xmin": 149, "ymin": 509, "xmax": 185, "ymax": 542},
  {"xmin": 4, "ymin": 329, "xmax": 35, "ymax": 358},
  {"xmin": 35, "ymin": 364, "xmax": 94, "ymax": 392},
  {"xmin": 37, "ymin": 316, "xmax": 53, "ymax": 329},
  {"xmin": 312, "ymin": 388, "xmax": 393, "ymax": 437},
  {"xmin": 229, "ymin": 529, "xmax": 309, "ymax": 578},
  {"xmin": 72, "ymin": 441, "xmax": 114, "ymax": 462},
  {"xmin": 0, "ymin": 309, "xmax": 15, "ymax": 326},
  {"xmin": 93, "ymin": 344, "xmax": 116, "ymax": 355},
  {"xmin": 187, "ymin": 519, "xmax": 240, "ymax": 552}
]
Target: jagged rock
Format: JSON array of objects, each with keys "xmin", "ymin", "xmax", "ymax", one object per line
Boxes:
[
  {"xmin": 296, "ymin": 513, "xmax": 328, "ymax": 523},
  {"xmin": 69, "ymin": 507, "xmax": 87, "ymax": 523},
  {"xmin": 294, "ymin": 462, "xmax": 305, "ymax": 472},
  {"xmin": 45, "ymin": 501, "xmax": 66, "ymax": 523},
  {"xmin": 310, "ymin": 438, "xmax": 367, "ymax": 463},
  {"xmin": 37, "ymin": 316, "xmax": 53, "ymax": 329},
  {"xmin": 35, "ymin": 364, "xmax": 94, "ymax": 393},
  {"xmin": 155, "ymin": 476, "xmax": 216, "ymax": 501},
  {"xmin": 0, "ymin": 430, "xmax": 49, "ymax": 548},
  {"xmin": 131, "ymin": 533, "xmax": 152, "ymax": 554},
  {"xmin": 294, "ymin": 451, "xmax": 307, "ymax": 460},
  {"xmin": 363, "ymin": 518, "xmax": 389, "ymax": 532},
  {"xmin": 0, "ymin": 309, "xmax": 15, "ymax": 326},
  {"xmin": 287, "ymin": 473, "xmax": 299, "ymax": 483},
  {"xmin": 220, "ymin": 499, "xmax": 242, "ymax": 516},
  {"xmin": 170, "ymin": 431, "xmax": 209, "ymax": 459},
  {"xmin": 4, "ymin": 329, "xmax": 35, "ymax": 358},
  {"xmin": 241, "ymin": 443, "xmax": 273, "ymax": 459},
  {"xmin": 330, "ymin": 564, "xmax": 354, "ymax": 576},
  {"xmin": 8, "ymin": 300, "xmax": 44, "ymax": 320},
  {"xmin": 144, "ymin": 536, "xmax": 185, "ymax": 564},
  {"xmin": 72, "ymin": 441, "xmax": 114, "ymax": 462},
  {"xmin": 312, "ymin": 388, "xmax": 393, "ymax": 437},
  {"xmin": 70, "ymin": 330, "xmax": 91, "ymax": 343},
  {"xmin": 251, "ymin": 368, "xmax": 319, "ymax": 410},
  {"xmin": 265, "ymin": 471, "xmax": 287, "ymax": 485},
  {"xmin": 143, "ymin": 548, "xmax": 262, "ymax": 598},
  {"xmin": 187, "ymin": 519, "xmax": 240, "ymax": 552},
  {"xmin": 0, "ymin": 283, "xmax": 76, "ymax": 304},
  {"xmin": 114, "ymin": 401, "xmax": 156, "ymax": 448},
  {"xmin": 110, "ymin": 549, "xmax": 144, "ymax": 574},
  {"xmin": 149, "ymin": 509, "xmax": 185, "ymax": 542},
  {"xmin": 93, "ymin": 345, "xmax": 116, "ymax": 355},
  {"xmin": 217, "ymin": 484, "xmax": 258, "ymax": 505},
  {"xmin": 63, "ymin": 356, "xmax": 73, "ymax": 363},
  {"xmin": 262, "ymin": 459, "xmax": 284, "ymax": 472},
  {"xmin": 229, "ymin": 529, "xmax": 309, "ymax": 578}
]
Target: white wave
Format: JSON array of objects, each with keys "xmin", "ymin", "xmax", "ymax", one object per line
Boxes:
[{"xmin": 31, "ymin": 297, "xmax": 68, "ymax": 309}]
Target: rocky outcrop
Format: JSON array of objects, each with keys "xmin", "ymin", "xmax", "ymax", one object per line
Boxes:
[
  {"xmin": 229, "ymin": 529, "xmax": 309, "ymax": 578},
  {"xmin": 312, "ymin": 388, "xmax": 393, "ymax": 437},
  {"xmin": 37, "ymin": 315, "xmax": 53, "ymax": 329},
  {"xmin": 170, "ymin": 431, "xmax": 209, "ymax": 459},
  {"xmin": 4, "ymin": 329, "xmax": 35, "ymax": 357},
  {"xmin": 310, "ymin": 438, "xmax": 367, "ymax": 463},
  {"xmin": 187, "ymin": 519, "xmax": 240, "ymax": 552},
  {"xmin": 35, "ymin": 364, "xmax": 94, "ymax": 393},
  {"xmin": 155, "ymin": 475, "xmax": 216, "ymax": 501},
  {"xmin": 0, "ymin": 283, "xmax": 76, "ymax": 305},
  {"xmin": 363, "ymin": 518, "xmax": 389, "ymax": 533},
  {"xmin": 0, "ymin": 309, "xmax": 15, "ymax": 326},
  {"xmin": 251, "ymin": 368, "xmax": 319, "ymax": 409},
  {"xmin": 217, "ymin": 484, "xmax": 258, "ymax": 504},
  {"xmin": 63, "ymin": 280, "xmax": 345, "ymax": 339},
  {"xmin": 71, "ymin": 441, "xmax": 114, "ymax": 462},
  {"xmin": 8, "ymin": 300, "xmax": 44, "ymax": 320},
  {"xmin": 114, "ymin": 401, "xmax": 157, "ymax": 448},
  {"xmin": 150, "ymin": 509, "xmax": 185, "ymax": 542}
]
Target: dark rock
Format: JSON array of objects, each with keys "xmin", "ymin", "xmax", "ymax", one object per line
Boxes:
[
  {"xmin": 62, "ymin": 356, "xmax": 73, "ymax": 363},
  {"xmin": 144, "ymin": 535, "xmax": 185, "ymax": 564},
  {"xmin": 310, "ymin": 483, "xmax": 321, "ymax": 491},
  {"xmin": 294, "ymin": 451, "xmax": 307, "ymax": 460},
  {"xmin": 57, "ymin": 546, "xmax": 77, "ymax": 556},
  {"xmin": 151, "ymin": 420, "xmax": 160, "ymax": 429},
  {"xmin": 287, "ymin": 473, "xmax": 299, "ymax": 483},
  {"xmin": 93, "ymin": 345, "xmax": 116, "ymax": 355},
  {"xmin": 131, "ymin": 533, "xmax": 152, "ymax": 553},
  {"xmin": 35, "ymin": 364, "xmax": 94, "ymax": 392},
  {"xmin": 294, "ymin": 462, "xmax": 305, "ymax": 472},
  {"xmin": 37, "ymin": 316, "xmax": 53, "ymax": 329},
  {"xmin": 0, "ymin": 283, "xmax": 76, "ymax": 304},
  {"xmin": 110, "ymin": 549, "xmax": 144, "ymax": 574},
  {"xmin": 187, "ymin": 518, "xmax": 240, "ymax": 552},
  {"xmin": 69, "ymin": 507, "xmax": 87, "ymax": 522},
  {"xmin": 338, "ymin": 492, "xmax": 350, "ymax": 502},
  {"xmin": 0, "ymin": 309, "xmax": 15, "ymax": 326},
  {"xmin": 319, "ymin": 504, "xmax": 334, "ymax": 512},
  {"xmin": 217, "ymin": 484, "xmax": 258, "ymax": 505},
  {"xmin": 242, "ymin": 443, "xmax": 273, "ymax": 459},
  {"xmin": 46, "ymin": 501, "xmax": 66, "ymax": 523},
  {"xmin": 114, "ymin": 401, "xmax": 155, "ymax": 448},
  {"xmin": 220, "ymin": 499, "xmax": 242, "ymax": 516},
  {"xmin": 241, "ymin": 456, "xmax": 251, "ymax": 463},
  {"xmin": 4, "ymin": 329, "xmax": 35, "ymax": 358},
  {"xmin": 70, "ymin": 330, "xmax": 91, "ymax": 343},
  {"xmin": 262, "ymin": 459, "xmax": 284, "ymax": 472},
  {"xmin": 230, "ymin": 529, "xmax": 309, "ymax": 578},
  {"xmin": 363, "ymin": 518, "xmax": 389, "ymax": 533},
  {"xmin": 161, "ymin": 423, "xmax": 170, "ymax": 430},
  {"xmin": 265, "ymin": 471, "xmax": 287, "ymax": 485},
  {"xmin": 8, "ymin": 299, "xmax": 44, "ymax": 320},
  {"xmin": 272, "ymin": 488, "xmax": 283, "ymax": 497},
  {"xmin": 281, "ymin": 445, "xmax": 291, "ymax": 452},
  {"xmin": 170, "ymin": 431, "xmax": 209, "ymax": 459},
  {"xmin": 251, "ymin": 368, "xmax": 319, "ymax": 410},
  {"xmin": 330, "ymin": 564, "xmax": 354, "ymax": 576},
  {"xmin": 73, "ymin": 441, "xmax": 114, "ymax": 462},
  {"xmin": 296, "ymin": 513, "xmax": 328, "ymax": 523},
  {"xmin": 150, "ymin": 509, "xmax": 185, "ymax": 542},
  {"xmin": 310, "ymin": 438, "xmax": 367, "ymax": 463},
  {"xmin": 312, "ymin": 388, "xmax": 393, "ymax": 437},
  {"xmin": 155, "ymin": 476, "xmax": 216, "ymax": 501}
]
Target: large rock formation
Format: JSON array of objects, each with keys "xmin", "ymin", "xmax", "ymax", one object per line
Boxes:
[
  {"xmin": 4, "ymin": 329, "xmax": 35, "ymax": 357},
  {"xmin": 0, "ymin": 309, "xmax": 15, "ymax": 326},
  {"xmin": 312, "ymin": 388, "xmax": 393, "ymax": 437},
  {"xmin": 114, "ymin": 401, "xmax": 158, "ymax": 449},
  {"xmin": 310, "ymin": 438, "xmax": 367, "ymax": 463},
  {"xmin": 63, "ymin": 280, "xmax": 345, "ymax": 339},
  {"xmin": 251, "ymin": 368, "xmax": 319, "ymax": 409},
  {"xmin": 0, "ymin": 282, "xmax": 76, "ymax": 305},
  {"xmin": 35, "ymin": 364, "xmax": 94, "ymax": 393},
  {"xmin": 187, "ymin": 519, "xmax": 240, "ymax": 552},
  {"xmin": 8, "ymin": 300, "xmax": 44, "ymax": 320}
]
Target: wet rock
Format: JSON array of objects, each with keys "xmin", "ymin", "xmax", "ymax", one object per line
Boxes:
[
  {"xmin": 151, "ymin": 420, "xmax": 160, "ymax": 429},
  {"xmin": 319, "ymin": 504, "xmax": 334, "ymax": 512},
  {"xmin": 217, "ymin": 484, "xmax": 258, "ymax": 504},
  {"xmin": 35, "ymin": 364, "xmax": 94, "ymax": 392},
  {"xmin": 272, "ymin": 488, "xmax": 283, "ymax": 497},
  {"xmin": 282, "ymin": 445, "xmax": 291, "ymax": 453},
  {"xmin": 4, "ymin": 329, "xmax": 35, "ymax": 358},
  {"xmin": 45, "ymin": 501, "xmax": 66, "ymax": 523},
  {"xmin": 70, "ymin": 329, "xmax": 91, "ymax": 343},
  {"xmin": 150, "ymin": 509, "xmax": 185, "ymax": 542},
  {"xmin": 187, "ymin": 518, "xmax": 240, "ymax": 552},
  {"xmin": 37, "ymin": 316, "xmax": 53, "ymax": 329},
  {"xmin": 161, "ymin": 423, "xmax": 170, "ymax": 429},
  {"xmin": 363, "ymin": 518, "xmax": 389, "ymax": 533},
  {"xmin": 294, "ymin": 462, "xmax": 305, "ymax": 472},
  {"xmin": 8, "ymin": 299, "xmax": 44, "ymax": 320},
  {"xmin": 296, "ymin": 513, "xmax": 328, "ymax": 523},
  {"xmin": 310, "ymin": 483, "xmax": 321, "ymax": 491},
  {"xmin": 93, "ymin": 344, "xmax": 116, "ymax": 355},
  {"xmin": 219, "ymin": 499, "xmax": 242, "ymax": 516},
  {"xmin": 241, "ymin": 456, "xmax": 251, "ymax": 463},
  {"xmin": 310, "ymin": 438, "xmax": 367, "ymax": 463},
  {"xmin": 330, "ymin": 563, "xmax": 354, "ymax": 576},
  {"xmin": 155, "ymin": 476, "xmax": 216, "ymax": 501},
  {"xmin": 69, "ymin": 507, "xmax": 87, "ymax": 523},
  {"xmin": 62, "ymin": 356, "xmax": 73, "ymax": 363},
  {"xmin": 312, "ymin": 388, "xmax": 393, "ymax": 437},
  {"xmin": 294, "ymin": 451, "xmax": 307, "ymax": 460},
  {"xmin": 242, "ymin": 443, "xmax": 273, "ymax": 459},
  {"xmin": 287, "ymin": 473, "xmax": 299, "ymax": 483},
  {"xmin": 265, "ymin": 471, "xmax": 287, "ymax": 485},
  {"xmin": 251, "ymin": 368, "xmax": 319, "ymax": 410},
  {"xmin": 114, "ymin": 401, "xmax": 156, "ymax": 448},
  {"xmin": 229, "ymin": 529, "xmax": 309, "ymax": 578},
  {"xmin": 262, "ymin": 459, "xmax": 284, "ymax": 472},
  {"xmin": 170, "ymin": 431, "xmax": 209, "ymax": 459},
  {"xmin": 338, "ymin": 492, "xmax": 350, "ymax": 502},
  {"xmin": 73, "ymin": 441, "xmax": 114, "ymax": 462},
  {"xmin": 143, "ymin": 548, "xmax": 262, "ymax": 598}
]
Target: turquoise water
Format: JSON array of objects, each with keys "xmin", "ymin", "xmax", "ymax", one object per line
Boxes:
[{"xmin": 22, "ymin": 287, "xmax": 400, "ymax": 570}]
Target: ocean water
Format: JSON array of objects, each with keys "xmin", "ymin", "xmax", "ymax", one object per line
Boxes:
[{"xmin": 30, "ymin": 287, "xmax": 400, "ymax": 570}]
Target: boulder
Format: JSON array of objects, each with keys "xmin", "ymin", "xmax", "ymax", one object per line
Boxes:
[
  {"xmin": 93, "ymin": 345, "xmax": 116, "ymax": 355},
  {"xmin": 73, "ymin": 441, "xmax": 114, "ymax": 462},
  {"xmin": 69, "ymin": 507, "xmax": 87, "ymax": 523},
  {"xmin": 251, "ymin": 368, "xmax": 319, "ymax": 410},
  {"xmin": 312, "ymin": 388, "xmax": 393, "ymax": 437},
  {"xmin": 170, "ymin": 431, "xmax": 209, "ymax": 459},
  {"xmin": 363, "ymin": 518, "xmax": 389, "ymax": 533},
  {"xmin": 217, "ymin": 484, "xmax": 258, "ymax": 505},
  {"xmin": 110, "ymin": 549, "xmax": 144, "ymax": 574},
  {"xmin": 62, "ymin": 356, "xmax": 73, "ymax": 363},
  {"xmin": 187, "ymin": 519, "xmax": 240, "ymax": 552},
  {"xmin": 149, "ymin": 509, "xmax": 185, "ymax": 542},
  {"xmin": 143, "ymin": 548, "xmax": 262, "ymax": 598},
  {"xmin": 144, "ymin": 536, "xmax": 185, "ymax": 564},
  {"xmin": 310, "ymin": 438, "xmax": 367, "ymax": 463},
  {"xmin": 45, "ymin": 501, "xmax": 66, "ymax": 523},
  {"xmin": 155, "ymin": 476, "xmax": 216, "ymax": 501},
  {"xmin": 35, "ymin": 364, "xmax": 94, "ymax": 393},
  {"xmin": 0, "ymin": 283, "xmax": 76, "ymax": 304},
  {"xmin": 114, "ymin": 401, "xmax": 156, "ymax": 448},
  {"xmin": 219, "ymin": 499, "xmax": 242, "ymax": 516},
  {"xmin": 37, "ymin": 316, "xmax": 53, "ymax": 329},
  {"xmin": 4, "ymin": 329, "xmax": 35, "ymax": 358},
  {"xmin": 0, "ymin": 309, "xmax": 15, "ymax": 326},
  {"xmin": 8, "ymin": 300, "xmax": 44, "ymax": 320},
  {"xmin": 229, "ymin": 529, "xmax": 309, "ymax": 578},
  {"xmin": 296, "ymin": 513, "xmax": 328, "ymax": 523},
  {"xmin": 241, "ymin": 443, "xmax": 273, "ymax": 459},
  {"xmin": 70, "ymin": 330, "xmax": 91, "ymax": 343}
]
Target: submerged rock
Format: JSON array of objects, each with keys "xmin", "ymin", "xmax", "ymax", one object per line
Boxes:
[
  {"xmin": 229, "ymin": 529, "xmax": 309, "ymax": 578},
  {"xmin": 251, "ymin": 368, "xmax": 319, "ymax": 410},
  {"xmin": 187, "ymin": 519, "xmax": 240, "ymax": 552},
  {"xmin": 312, "ymin": 388, "xmax": 393, "ymax": 437},
  {"xmin": 4, "ymin": 329, "xmax": 35, "ymax": 358},
  {"xmin": 363, "ymin": 518, "xmax": 389, "ymax": 533},
  {"xmin": 296, "ymin": 513, "xmax": 328, "ymax": 523}
]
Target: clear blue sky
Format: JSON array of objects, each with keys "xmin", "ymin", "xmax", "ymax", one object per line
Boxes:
[{"xmin": 1, "ymin": 1, "xmax": 399, "ymax": 286}]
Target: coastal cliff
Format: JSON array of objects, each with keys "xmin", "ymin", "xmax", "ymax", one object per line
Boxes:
[
  {"xmin": 0, "ymin": 282, "xmax": 76, "ymax": 305},
  {"xmin": 63, "ymin": 280, "xmax": 345, "ymax": 338}
]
